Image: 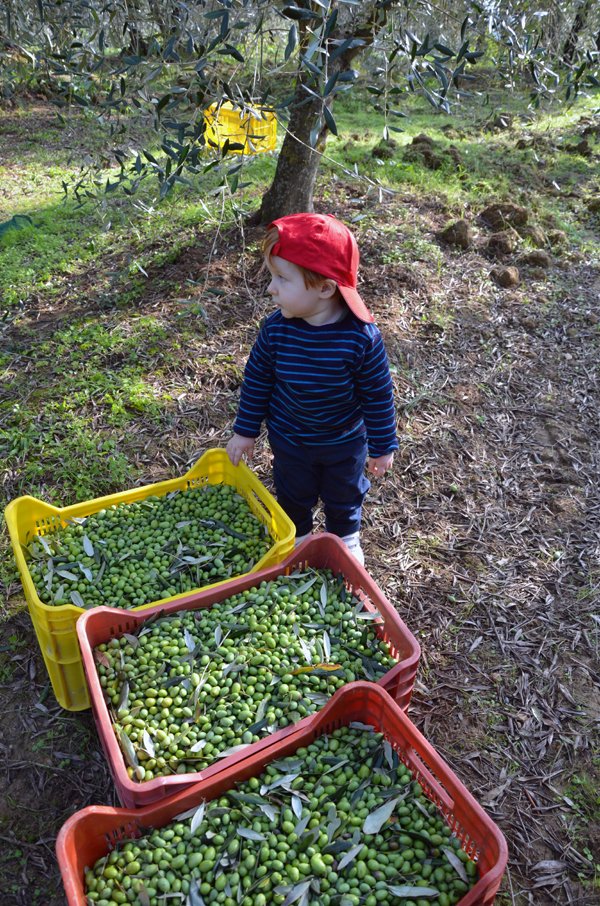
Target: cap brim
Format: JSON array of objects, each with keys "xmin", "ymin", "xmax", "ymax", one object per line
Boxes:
[{"xmin": 339, "ymin": 285, "xmax": 375, "ymax": 323}]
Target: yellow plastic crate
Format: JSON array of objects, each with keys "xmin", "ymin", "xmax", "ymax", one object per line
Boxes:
[
  {"xmin": 204, "ymin": 101, "xmax": 277, "ymax": 154},
  {"xmin": 4, "ymin": 449, "xmax": 295, "ymax": 712}
]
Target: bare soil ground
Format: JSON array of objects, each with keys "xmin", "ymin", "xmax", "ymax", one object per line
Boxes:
[{"xmin": 1, "ymin": 148, "xmax": 599, "ymax": 903}]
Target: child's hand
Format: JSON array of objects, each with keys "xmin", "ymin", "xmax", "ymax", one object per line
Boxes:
[
  {"xmin": 226, "ymin": 434, "xmax": 256, "ymax": 466},
  {"xmin": 368, "ymin": 453, "xmax": 394, "ymax": 476}
]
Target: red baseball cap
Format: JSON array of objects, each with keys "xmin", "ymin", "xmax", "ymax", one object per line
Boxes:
[{"xmin": 268, "ymin": 213, "xmax": 374, "ymax": 323}]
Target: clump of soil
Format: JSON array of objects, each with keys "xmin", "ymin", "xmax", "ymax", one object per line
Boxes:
[
  {"xmin": 436, "ymin": 218, "xmax": 472, "ymax": 249},
  {"xmin": 518, "ymin": 223, "xmax": 548, "ymax": 247},
  {"xmin": 403, "ymin": 134, "xmax": 462, "ymax": 171},
  {"xmin": 519, "ymin": 249, "xmax": 552, "ymax": 268},
  {"xmin": 480, "ymin": 202, "xmax": 529, "ymax": 229},
  {"xmin": 372, "ymin": 138, "xmax": 398, "ymax": 160},
  {"xmin": 485, "ymin": 231, "xmax": 516, "ymax": 258},
  {"xmin": 490, "ymin": 264, "xmax": 520, "ymax": 286}
]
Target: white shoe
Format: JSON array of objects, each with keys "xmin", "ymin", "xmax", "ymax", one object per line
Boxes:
[
  {"xmin": 340, "ymin": 532, "xmax": 365, "ymax": 566},
  {"xmin": 294, "ymin": 532, "xmax": 312, "ymax": 547}
]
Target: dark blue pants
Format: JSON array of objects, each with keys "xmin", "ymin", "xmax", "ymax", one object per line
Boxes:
[{"xmin": 269, "ymin": 431, "xmax": 370, "ymax": 537}]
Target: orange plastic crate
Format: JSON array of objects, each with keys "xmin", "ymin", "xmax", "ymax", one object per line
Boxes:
[
  {"xmin": 76, "ymin": 534, "xmax": 420, "ymax": 807},
  {"xmin": 57, "ymin": 682, "xmax": 508, "ymax": 906}
]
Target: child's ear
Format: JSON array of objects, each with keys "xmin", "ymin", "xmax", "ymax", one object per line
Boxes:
[{"xmin": 319, "ymin": 279, "xmax": 338, "ymax": 298}]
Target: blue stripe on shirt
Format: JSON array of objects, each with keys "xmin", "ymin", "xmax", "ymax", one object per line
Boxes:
[{"xmin": 233, "ymin": 310, "xmax": 398, "ymax": 456}]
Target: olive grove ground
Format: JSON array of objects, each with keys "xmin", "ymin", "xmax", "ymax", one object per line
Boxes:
[{"xmin": 0, "ymin": 98, "xmax": 599, "ymax": 905}]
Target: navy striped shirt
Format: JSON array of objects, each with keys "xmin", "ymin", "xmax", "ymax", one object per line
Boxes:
[{"xmin": 233, "ymin": 310, "xmax": 398, "ymax": 457}]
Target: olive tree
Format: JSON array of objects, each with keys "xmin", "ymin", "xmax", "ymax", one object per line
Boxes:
[{"xmin": 1, "ymin": 0, "xmax": 598, "ymax": 222}]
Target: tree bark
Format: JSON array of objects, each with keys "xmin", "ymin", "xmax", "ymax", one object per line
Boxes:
[
  {"xmin": 255, "ymin": 93, "xmax": 325, "ymax": 224},
  {"xmin": 254, "ymin": 0, "xmax": 397, "ymax": 224},
  {"xmin": 562, "ymin": 0, "xmax": 593, "ymax": 65}
]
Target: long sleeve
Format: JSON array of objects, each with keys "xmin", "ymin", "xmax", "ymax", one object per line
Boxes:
[
  {"xmin": 233, "ymin": 323, "xmax": 275, "ymax": 438},
  {"xmin": 353, "ymin": 332, "xmax": 398, "ymax": 457}
]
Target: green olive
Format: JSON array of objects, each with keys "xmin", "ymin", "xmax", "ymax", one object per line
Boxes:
[
  {"xmin": 29, "ymin": 484, "xmax": 271, "ymax": 611},
  {"xmin": 84, "ymin": 726, "xmax": 479, "ymax": 906}
]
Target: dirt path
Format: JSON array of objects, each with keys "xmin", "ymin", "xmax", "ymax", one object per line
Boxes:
[{"xmin": 1, "ymin": 188, "xmax": 599, "ymax": 905}]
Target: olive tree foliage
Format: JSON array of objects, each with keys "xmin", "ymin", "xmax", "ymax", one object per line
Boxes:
[{"xmin": 1, "ymin": 0, "xmax": 598, "ymax": 220}]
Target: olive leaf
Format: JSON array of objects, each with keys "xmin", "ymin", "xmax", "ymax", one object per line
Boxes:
[
  {"xmin": 222, "ymin": 661, "xmax": 246, "ymax": 676},
  {"xmin": 326, "ymin": 807, "xmax": 342, "ymax": 842},
  {"xmin": 363, "ymin": 795, "xmax": 402, "ymax": 834},
  {"xmin": 258, "ymin": 801, "xmax": 278, "ymax": 822},
  {"xmin": 318, "ymin": 581, "xmax": 327, "ymax": 615},
  {"xmin": 216, "ymin": 743, "xmax": 252, "ymax": 758},
  {"xmin": 322, "ymin": 631, "xmax": 331, "ymax": 662},
  {"xmin": 44, "ymin": 566, "xmax": 54, "ymax": 592},
  {"xmin": 116, "ymin": 726, "xmax": 139, "ymax": 768},
  {"xmin": 94, "ymin": 648, "xmax": 111, "ymax": 668},
  {"xmin": 226, "ymin": 598, "xmax": 254, "ymax": 614},
  {"xmin": 187, "ymin": 878, "xmax": 206, "ymax": 906},
  {"xmin": 322, "ymin": 757, "xmax": 350, "ymax": 777},
  {"xmin": 293, "ymin": 813, "xmax": 311, "ymax": 837},
  {"xmin": 82, "ymin": 535, "xmax": 95, "ymax": 557},
  {"xmin": 79, "ymin": 563, "xmax": 94, "ymax": 582},
  {"xmin": 190, "ymin": 738, "xmax": 207, "ymax": 753},
  {"xmin": 292, "ymin": 794, "xmax": 303, "ymax": 819},
  {"xmin": 57, "ymin": 569, "xmax": 79, "ymax": 581},
  {"xmin": 292, "ymin": 575, "xmax": 318, "ymax": 596},
  {"xmin": 236, "ymin": 826, "xmax": 265, "ymax": 841},
  {"xmin": 383, "ymin": 739, "xmax": 395, "ymax": 770},
  {"xmin": 255, "ymin": 697, "xmax": 269, "ymax": 722},
  {"xmin": 387, "ymin": 886, "xmax": 440, "ymax": 898},
  {"xmin": 337, "ymin": 843, "xmax": 363, "ymax": 871},
  {"xmin": 442, "ymin": 846, "xmax": 469, "ymax": 882},
  {"xmin": 305, "ymin": 691, "xmax": 329, "ymax": 706},
  {"xmin": 297, "ymin": 638, "xmax": 314, "ymax": 664},
  {"xmin": 261, "ymin": 772, "xmax": 299, "ymax": 793},
  {"xmin": 291, "ymin": 664, "xmax": 344, "ymax": 677},
  {"xmin": 141, "ymin": 729, "xmax": 155, "ymax": 757},
  {"xmin": 414, "ymin": 799, "xmax": 431, "ymax": 819},
  {"xmin": 247, "ymin": 717, "xmax": 269, "ymax": 735},
  {"xmin": 273, "ymin": 757, "xmax": 303, "ymax": 772},
  {"xmin": 228, "ymin": 791, "xmax": 262, "ymax": 806},
  {"xmin": 70, "ymin": 590, "xmax": 85, "ymax": 607},
  {"xmin": 280, "ymin": 880, "xmax": 312, "ymax": 906},
  {"xmin": 118, "ymin": 680, "xmax": 130, "ymax": 711},
  {"xmin": 38, "ymin": 533, "xmax": 54, "ymax": 555},
  {"xmin": 122, "ymin": 633, "xmax": 139, "ymax": 650},
  {"xmin": 95, "ymin": 560, "xmax": 107, "ymax": 584},
  {"xmin": 190, "ymin": 801, "xmax": 206, "ymax": 835},
  {"xmin": 200, "ymin": 517, "xmax": 249, "ymax": 540},
  {"xmin": 164, "ymin": 675, "xmax": 187, "ymax": 688}
]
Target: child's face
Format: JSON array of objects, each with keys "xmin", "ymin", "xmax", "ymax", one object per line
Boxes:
[{"xmin": 266, "ymin": 255, "xmax": 339, "ymax": 324}]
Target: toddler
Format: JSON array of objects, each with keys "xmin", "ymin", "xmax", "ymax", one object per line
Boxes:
[{"xmin": 226, "ymin": 213, "xmax": 397, "ymax": 564}]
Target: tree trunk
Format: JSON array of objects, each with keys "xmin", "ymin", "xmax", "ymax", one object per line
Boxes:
[
  {"xmin": 562, "ymin": 0, "xmax": 593, "ymax": 65},
  {"xmin": 255, "ymin": 0, "xmax": 397, "ymax": 224},
  {"xmin": 255, "ymin": 92, "xmax": 325, "ymax": 224}
]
